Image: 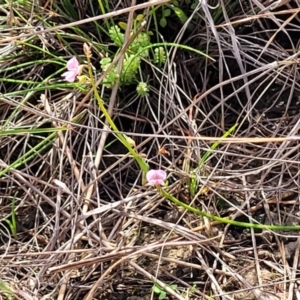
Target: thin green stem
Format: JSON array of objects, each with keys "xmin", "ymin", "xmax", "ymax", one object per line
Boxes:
[
  {"xmin": 85, "ymin": 53, "xmax": 149, "ymax": 173},
  {"xmin": 161, "ymin": 189, "xmax": 300, "ymax": 231}
]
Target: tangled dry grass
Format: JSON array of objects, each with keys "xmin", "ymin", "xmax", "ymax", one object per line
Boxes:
[{"xmin": 1, "ymin": 0, "xmax": 300, "ymax": 299}]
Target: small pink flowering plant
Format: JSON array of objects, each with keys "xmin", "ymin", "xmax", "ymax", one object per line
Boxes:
[
  {"xmin": 146, "ymin": 169, "xmax": 166, "ymax": 186},
  {"xmin": 61, "ymin": 57, "xmax": 83, "ymax": 82}
]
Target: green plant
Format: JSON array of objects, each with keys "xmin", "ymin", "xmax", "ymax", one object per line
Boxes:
[
  {"xmin": 152, "ymin": 283, "xmax": 177, "ymax": 300},
  {"xmin": 62, "ymin": 40, "xmax": 212, "ymax": 185},
  {"xmin": 136, "ymin": 81, "xmax": 149, "ymax": 96},
  {"xmin": 84, "ymin": 44, "xmax": 149, "ymax": 183},
  {"xmin": 101, "ymin": 22, "xmax": 164, "ymax": 89},
  {"xmin": 151, "ymin": 0, "xmax": 188, "ymax": 28},
  {"xmin": 100, "ymin": 38, "xmax": 213, "ymax": 89},
  {"xmin": 161, "ymin": 188, "xmax": 300, "ymax": 231},
  {"xmin": 183, "ymin": 284, "xmax": 197, "ymax": 298},
  {"xmin": 154, "ymin": 46, "xmax": 167, "ymax": 67}
]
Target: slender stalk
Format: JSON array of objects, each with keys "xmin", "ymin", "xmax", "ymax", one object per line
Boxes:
[
  {"xmin": 85, "ymin": 48, "xmax": 149, "ymax": 173},
  {"xmin": 161, "ymin": 189, "xmax": 300, "ymax": 231}
]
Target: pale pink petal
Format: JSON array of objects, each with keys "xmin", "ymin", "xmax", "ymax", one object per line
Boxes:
[
  {"xmin": 66, "ymin": 57, "xmax": 79, "ymax": 70},
  {"xmin": 62, "ymin": 57, "xmax": 81, "ymax": 82},
  {"xmin": 61, "ymin": 70, "xmax": 77, "ymax": 82},
  {"xmin": 146, "ymin": 169, "xmax": 166, "ymax": 186},
  {"xmin": 146, "ymin": 179, "xmax": 165, "ymax": 186}
]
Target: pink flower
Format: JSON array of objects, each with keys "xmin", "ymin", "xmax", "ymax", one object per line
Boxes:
[
  {"xmin": 61, "ymin": 57, "xmax": 80, "ymax": 82},
  {"xmin": 146, "ymin": 169, "xmax": 166, "ymax": 186}
]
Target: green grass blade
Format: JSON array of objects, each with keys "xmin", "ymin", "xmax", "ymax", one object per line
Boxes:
[
  {"xmin": 0, "ymin": 132, "xmax": 57, "ymax": 178},
  {"xmin": 199, "ymin": 123, "xmax": 238, "ymax": 168},
  {"xmin": 0, "ymin": 127, "xmax": 66, "ymax": 136}
]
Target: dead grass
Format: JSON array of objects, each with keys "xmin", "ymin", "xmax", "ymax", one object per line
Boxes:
[{"xmin": 1, "ymin": 0, "xmax": 300, "ymax": 299}]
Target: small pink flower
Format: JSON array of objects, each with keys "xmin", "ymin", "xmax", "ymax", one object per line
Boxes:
[
  {"xmin": 61, "ymin": 57, "xmax": 80, "ymax": 82},
  {"xmin": 146, "ymin": 169, "xmax": 166, "ymax": 186}
]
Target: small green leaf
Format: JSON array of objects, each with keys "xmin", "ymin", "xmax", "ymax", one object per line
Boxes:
[
  {"xmin": 152, "ymin": 285, "xmax": 162, "ymax": 294},
  {"xmin": 190, "ymin": 284, "xmax": 197, "ymax": 292},
  {"xmin": 159, "ymin": 291, "xmax": 167, "ymax": 300},
  {"xmin": 159, "ymin": 17, "xmax": 167, "ymax": 27},
  {"xmin": 172, "ymin": 6, "xmax": 188, "ymax": 23},
  {"xmin": 191, "ymin": 2, "xmax": 197, "ymax": 9},
  {"xmin": 163, "ymin": 8, "xmax": 171, "ymax": 17},
  {"xmin": 136, "ymin": 14, "xmax": 144, "ymax": 21},
  {"xmin": 118, "ymin": 22, "xmax": 127, "ymax": 31}
]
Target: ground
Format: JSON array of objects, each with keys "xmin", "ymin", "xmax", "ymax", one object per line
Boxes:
[{"xmin": 1, "ymin": 0, "xmax": 300, "ymax": 299}]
